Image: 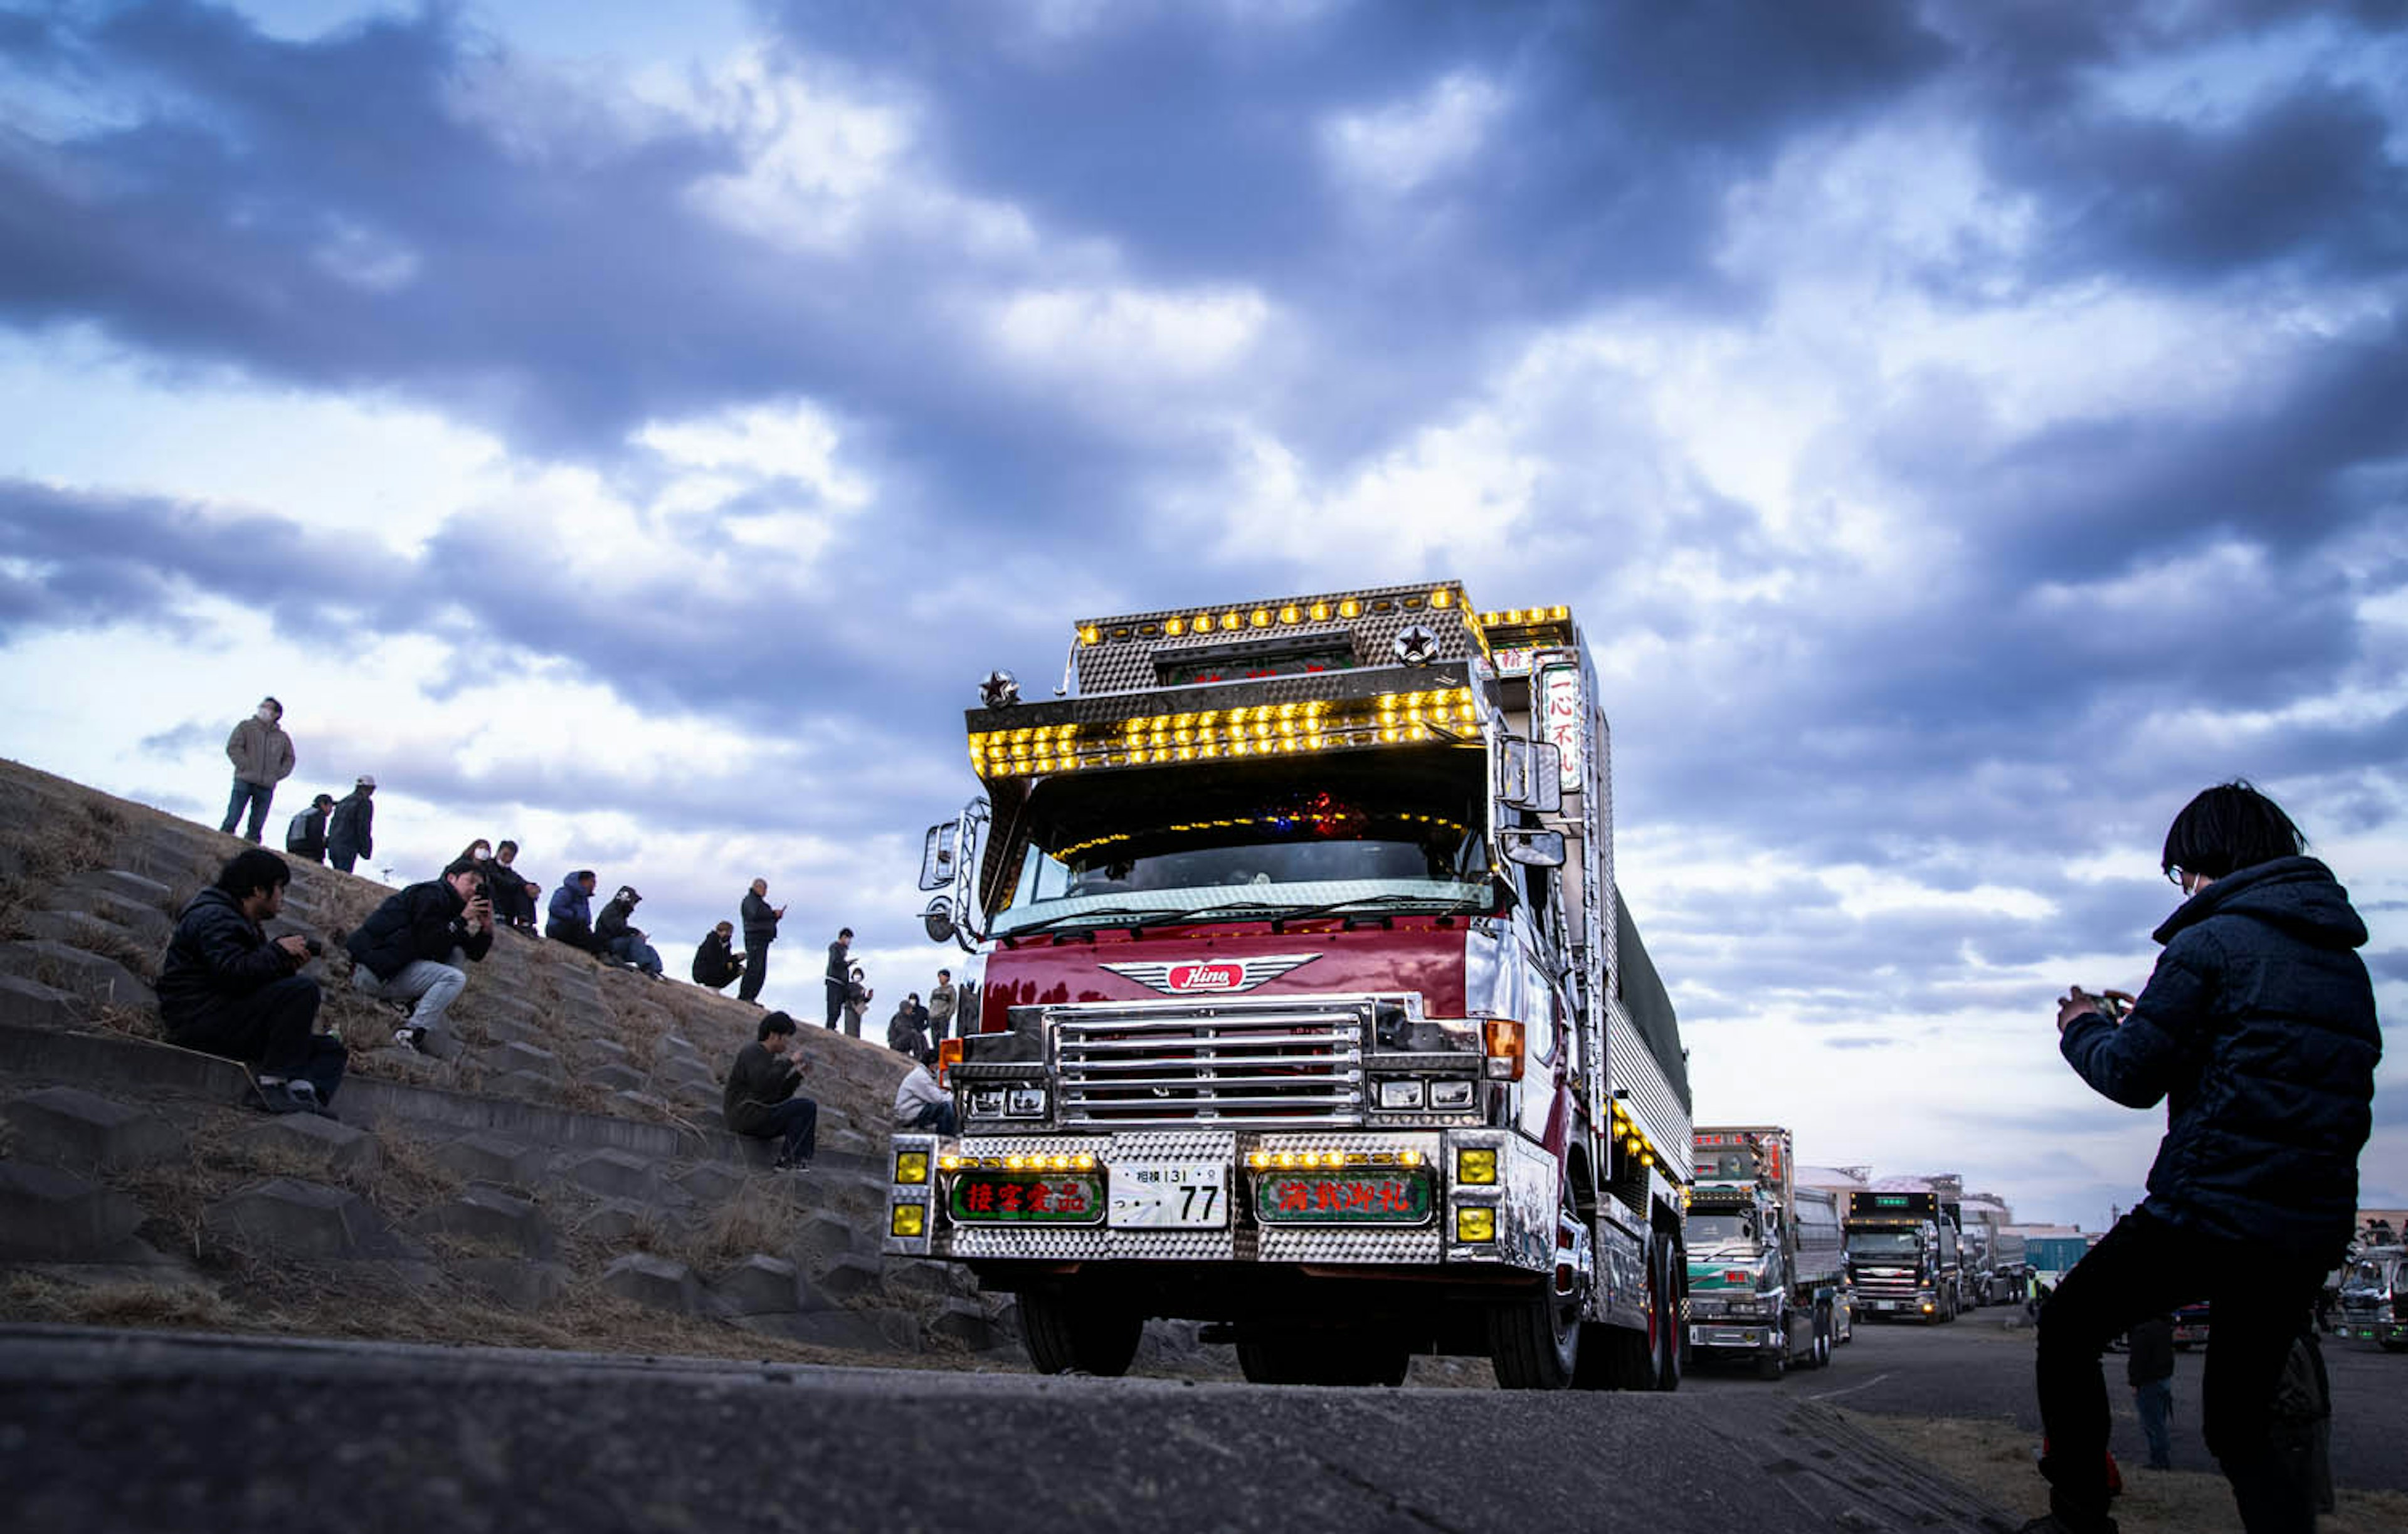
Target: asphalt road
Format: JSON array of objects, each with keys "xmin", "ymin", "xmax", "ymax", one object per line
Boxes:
[
  {"xmin": 1681, "ymin": 1303, "xmax": 2408, "ymax": 1495},
  {"xmin": 0, "ymin": 1325, "xmax": 2002, "ymax": 1534}
]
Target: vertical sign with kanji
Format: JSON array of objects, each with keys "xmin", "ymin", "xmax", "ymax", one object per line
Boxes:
[{"xmin": 1538, "ymin": 663, "xmax": 1583, "ymax": 792}]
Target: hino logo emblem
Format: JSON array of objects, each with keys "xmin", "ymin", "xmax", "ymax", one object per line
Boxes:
[{"xmin": 1097, "ymin": 953, "xmax": 1321, "ymax": 995}]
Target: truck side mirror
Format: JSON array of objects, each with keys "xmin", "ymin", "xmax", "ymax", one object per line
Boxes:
[
  {"xmin": 1498, "ymin": 740, "xmax": 1563, "ymax": 814},
  {"xmin": 1500, "ymin": 829, "xmax": 1566, "ymax": 868},
  {"xmin": 921, "ymin": 896, "xmax": 957, "ymax": 945},
  {"xmin": 919, "ymin": 821, "xmax": 959, "ymax": 892}
]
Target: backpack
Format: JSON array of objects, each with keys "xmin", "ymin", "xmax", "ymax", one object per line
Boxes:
[{"xmin": 285, "ymin": 809, "xmax": 315, "ymax": 852}]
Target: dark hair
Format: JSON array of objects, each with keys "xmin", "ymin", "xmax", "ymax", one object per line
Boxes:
[
  {"xmin": 312, "ymin": 792, "xmax": 335, "ymax": 809},
  {"xmin": 497, "ymin": 839, "xmax": 519, "ymax": 856},
  {"xmin": 758, "ymin": 1011, "xmax": 798, "ymax": 1041},
  {"xmin": 216, "ymin": 848, "xmax": 292, "ymax": 901},
  {"xmin": 574, "ymin": 869, "xmax": 596, "ymax": 885},
  {"xmin": 938, "ymin": 969, "xmax": 951, "ymax": 981},
  {"xmin": 456, "ymin": 841, "xmax": 492, "ymax": 864},
  {"xmin": 2162, "ymin": 780, "xmax": 2308, "ymax": 882},
  {"xmin": 838, "ymin": 927, "xmax": 853, "ymax": 939},
  {"xmin": 442, "ymin": 858, "xmax": 486, "ymax": 884}
]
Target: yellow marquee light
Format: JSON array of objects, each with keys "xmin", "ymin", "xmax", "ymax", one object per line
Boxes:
[
  {"xmin": 1193, "ymin": 612, "xmax": 1215, "ymax": 633},
  {"xmin": 1430, "ymin": 589, "xmax": 1454, "ymax": 608},
  {"xmin": 1339, "ymin": 599, "xmax": 1362, "ymax": 618},
  {"xmin": 1250, "ymin": 608, "xmax": 1272, "ymax": 628},
  {"xmin": 1222, "ymin": 611, "xmax": 1242, "ymax": 629},
  {"xmin": 1310, "ymin": 601, "xmax": 1331, "ymax": 621},
  {"xmin": 1279, "ymin": 604, "xmax": 1301, "ymax": 623},
  {"xmin": 1164, "ymin": 617, "xmax": 1185, "ymax": 638},
  {"xmin": 1078, "ymin": 625, "xmax": 1102, "ymax": 645}
]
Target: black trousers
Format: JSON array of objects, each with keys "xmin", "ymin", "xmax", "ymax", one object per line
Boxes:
[
  {"xmin": 2036, "ymin": 1207, "xmax": 2325, "ymax": 1533},
  {"xmin": 825, "ymin": 979, "xmax": 848, "ymax": 1028},
  {"xmin": 751, "ymin": 1096, "xmax": 816, "ymax": 1163},
  {"xmin": 165, "ymin": 975, "xmax": 344, "ymax": 1100},
  {"xmin": 737, "ymin": 942, "xmax": 768, "ymax": 1002}
]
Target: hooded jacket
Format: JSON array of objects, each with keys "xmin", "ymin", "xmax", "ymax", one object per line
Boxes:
[
  {"xmin": 345, "ymin": 878, "xmax": 493, "ymax": 982},
  {"xmin": 547, "ymin": 876, "xmax": 598, "ymax": 948},
  {"xmin": 226, "ymin": 716, "xmax": 296, "ymax": 786},
  {"xmin": 285, "ymin": 804, "xmax": 330, "ymax": 859},
  {"xmin": 327, "ymin": 790, "xmax": 374, "ymax": 859},
  {"xmin": 2061, "ymin": 856, "xmax": 2380, "ymax": 1262},
  {"xmin": 596, "ymin": 893, "xmax": 641, "ymax": 944},
  {"xmin": 157, "ymin": 886, "xmax": 300, "ymax": 1029}
]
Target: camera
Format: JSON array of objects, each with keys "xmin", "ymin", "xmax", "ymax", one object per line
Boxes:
[{"xmin": 302, "ymin": 936, "xmax": 324, "ymax": 957}]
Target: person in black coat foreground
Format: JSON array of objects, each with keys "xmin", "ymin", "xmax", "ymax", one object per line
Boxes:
[
  {"xmin": 2028, "ymin": 782, "xmax": 2379, "ymax": 1534},
  {"xmin": 722, "ymin": 1011, "xmax": 817, "ymax": 1169},
  {"xmin": 157, "ymin": 849, "xmax": 343, "ymax": 1115},
  {"xmin": 344, "ymin": 858, "xmax": 494, "ymax": 1058}
]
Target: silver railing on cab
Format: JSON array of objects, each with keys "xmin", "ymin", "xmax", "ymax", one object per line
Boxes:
[{"xmin": 918, "ymin": 797, "xmax": 992, "ymax": 949}]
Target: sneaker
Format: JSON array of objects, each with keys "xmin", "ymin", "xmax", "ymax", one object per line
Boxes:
[
  {"xmin": 248, "ymin": 1080, "xmax": 315, "ymax": 1115},
  {"xmin": 392, "ymin": 1026, "xmax": 425, "ymax": 1054},
  {"xmin": 2015, "ymin": 1516, "xmax": 2118, "ymax": 1534}
]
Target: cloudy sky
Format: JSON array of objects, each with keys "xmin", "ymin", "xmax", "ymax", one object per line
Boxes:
[{"xmin": 3, "ymin": 0, "xmax": 2401, "ymax": 1229}]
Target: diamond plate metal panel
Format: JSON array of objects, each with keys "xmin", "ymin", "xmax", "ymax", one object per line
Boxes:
[
  {"xmin": 1257, "ymin": 1226, "xmax": 1443, "ymax": 1262},
  {"xmin": 1072, "ymin": 584, "xmax": 1479, "ymax": 696}
]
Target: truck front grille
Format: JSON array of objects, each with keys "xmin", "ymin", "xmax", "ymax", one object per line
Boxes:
[
  {"xmin": 1052, "ymin": 999, "xmax": 1370, "ymax": 1127},
  {"xmin": 1852, "ymin": 1268, "xmax": 1923, "ymax": 1300}
]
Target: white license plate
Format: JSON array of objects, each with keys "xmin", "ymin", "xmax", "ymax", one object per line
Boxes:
[{"xmin": 1107, "ymin": 1161, "xmax": 1227, "ymax": 1228}]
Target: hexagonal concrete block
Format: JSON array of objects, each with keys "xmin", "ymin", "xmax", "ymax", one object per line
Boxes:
[
  {"xmin": 20, "ymin": 910, "xmax": 142, "ymax": 954},
  {"xmin": 0, "ymin": 1162, "xmax": 146, "ymax": 1259},
  {"xmin": 577, "ymin": 1037, "xmax": 632, "ymax": 1066},
  {"xmin": 236, "ymin": 1113, "xmax": 379, "ymax": 1176},
  {"xmin": 0, "ymin": 974, "xmax": 78, "ymax": 1031},
  {"xmin": 63, "ymin": 869, "xmax": 176, "ymax": 915},
  {"xmin": 560, "ymin": 1148, "xmax": 657, "ymax": 1199},
  {"xmin": 0, "ymin": 940, "xmax": 157, "ymax": 1014},
  {"xmin": 77, "ymin": 891, "xmax": 173, "ymax": 948},
  {"xmin": 710, "ymin": 1253, "xmax": 803, "ymax": 1316},
  {"xmin": 927, "ymin": 1297, "xmax": 995, "ymax": 1350},
  {"xmin": 887, "ymin": 1259, "xmax": 956, "ymax": 1299},
  {"xmin": 599, "ymin": 1251, "xmax": 703, "ymax": 1314},
  {"xmin": 485, "ymin": 1041, "xmax": 563, "ymax": 1080},
  {"xmin": 610, "ymin": 1090, "xmax": 674, "ymax": 1119},
  {"xmin": 660, "ymin": 1034, "xmax": 700, "ymax": 1059},
  {"xmin": 201, "ymin": 1177, "xmax": 380, "ymax": 1258},
  {"xmin": 430, "ymin": 1132, "xmax": 546, "ymax": 1188},
  {"xmin": 457, "ymin": 1258, "xmax": 574, "ymax": 1311},
  {"xmin": 472, "ymin": 1013, "xmax": 541, "ymax": 1050},
  {"xmin": 415, "ymin": 1184, "xmax": 554, "ymax": 1259},
  {"xmin": 792, "ymin": 1211, "xmax": 858, "ymax": 1272},
  {"xmin": 576, "ymin": 1199, "xmax": 657, "ymax": 1245},
  {"xmin": 815, "ymin": 1250, "xmax": 886, "ymax": 1300},
  {"xmin": 588, "ymin": 1063, "xmax": 646, "ymax": 1093},
  {"xmin": 485, "ymin": 1070, "xmax": 559, "ymax": 1100},
  {"xmin": 674, "ymin": 1162, "xmax": 745, "ymax": 1204},
  {"xmin": 4, "ymin": 1086, "xmax": 186, "ymax": 1171}
]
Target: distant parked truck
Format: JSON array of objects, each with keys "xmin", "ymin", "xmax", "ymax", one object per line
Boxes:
[
  {"xmin": 1686, "ymin": 1127, "xmax": 1847, "ymax": 1377},
  {"xmin": 1845, "ymin": 1189, "xmax": 1961, "ymax": 1323},
  {"xmin": 2336, "ymin": 1246, "xmax": 2407, "ymax": 1352},
  {"xmin": 2024, "ymin": 1233, "xmax": 2094, "ymax": 1289},
  {"xmin": 1986, "ymin": 1228, "xmax": 2029, "ymax": 1303}
]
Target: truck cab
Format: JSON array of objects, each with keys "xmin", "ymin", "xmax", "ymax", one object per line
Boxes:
[
  {"xmin": 2337, "ymin": 1246, "xmax": 2408, "ymax": 1350},
  {"xmin": 1844, "ymin": 1190, "xmax": 1960, "ymax": 1323}
]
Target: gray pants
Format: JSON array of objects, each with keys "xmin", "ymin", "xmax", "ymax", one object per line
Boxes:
[{"xmin": 352, "ymin": 947, "xmax": 470, "ymax": 1058}]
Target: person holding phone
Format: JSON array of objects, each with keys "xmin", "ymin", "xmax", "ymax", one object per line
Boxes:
[{"xmin": 344, "ymin": 856, "xmax": 495, "ymax": 1058}]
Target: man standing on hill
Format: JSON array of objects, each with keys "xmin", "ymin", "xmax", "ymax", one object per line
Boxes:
[
  {"xmin": 346, "ymin": 857, "xmax": 494, "ymax": 1058},
  {"xmin": 325, "ymin": 775, "xmax": 375, "ymax": 873},
  {"xmin": 2030, "ymin": 782, "xmax": 2379, "ymax": 1534},
  {"xmin": 823, "ymin": 926, "xmax": 851, "ymax": 1029},
  {"xmin": 738, "ymin": 878, "xmax": 783, "ymax": 1005},
  {"xmin": 928, "ymin": 967, "xmax": 958, "ymax": 1040},
  {"xmin": 157, "ymin": 848, "xmax": 342, "ymax": 1115},
  {"xmin": 219, "ymin": 697, "xmax": 295, "ymax": 844}
]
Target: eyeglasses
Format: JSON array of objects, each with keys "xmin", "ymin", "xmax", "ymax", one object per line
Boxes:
[{"xmin": 2166, "ymin": 866, "xmax": 2189, "ymax": 890}]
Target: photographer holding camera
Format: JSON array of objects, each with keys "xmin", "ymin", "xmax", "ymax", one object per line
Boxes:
[
  {"xmin": 343, "ymin": 856, "xmax": 494, "ymax": 1058},
  {"xmin": 2027, "ymin": 782, "xmax": 2379, "ymax": 1534},
  {"xmin": 158, "ymin": 848, "xmax": 345, "ymax": 1115}
]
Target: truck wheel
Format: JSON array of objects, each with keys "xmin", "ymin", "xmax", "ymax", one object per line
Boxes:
[
  {"xmin": 1651, "ymin": 1243, "xmax": 1683, "ymax": 1392},
  {"xmin": 1490, "ymin": 1281, "xmax": 1582, "ymax": 1389},
  {"xmin": 1812, "ymin": 1305, "xmax": 1833, "ymax": 1368},
  {"xmin": 1754, "ymin": 1348, "xmax": 1785, "ymax": 1381},
  {"xmin": 1020, "ymin": 1289, "xmax": 1142, "ymax": 1377}
]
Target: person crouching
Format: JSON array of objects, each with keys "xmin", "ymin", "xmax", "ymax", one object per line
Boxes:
[
  {"xmin": 157, "ymin": 848, "xmax": 344, "ymax": 1115},
  {"xmin": 724, "ymin": 1011, "xmax": 818, "ymax": 1170},
  {"xmin": 344, "ymin": 857, "xmax": 494, "ymax": 1058}
]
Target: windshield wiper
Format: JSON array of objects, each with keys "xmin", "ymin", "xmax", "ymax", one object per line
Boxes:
[{"xmin": 1002, "ymin": 904, "xmax": 1195, "ymax": 937}]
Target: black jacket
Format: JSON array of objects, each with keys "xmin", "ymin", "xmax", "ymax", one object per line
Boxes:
[
  {"xmin": 2126, "ymin": 1315, "xmax": 2175, "ymax": 1386},
  {"xmin": 2061, "ymin": 856, "xmax": 2380, "ymax": 1262},
  {"xmin": 344, "ymin": 879, "xmax": 494, "ymax": 982},
  {"xmin": 482, "ymin": 858, "xmax": 536, "ymax": 925},
  {"xmin": 723, "ymin": 1041, "xmax": 802, "ymax": 1137},
  {"xmin": 326, "ymin": 791, "xmax": 373, "ymax": 859},
  {"xmin": 742, "ymin": 890, "xmax": 780, "ymax": 948},
  {"xmin": 825, "ymin": 939, "xmax": 848, "ymax": 983},
  {"xmin": 887, "ymin": 1003, "xmax": 930, "ymax": 1059},
  {"xmin": 157, "ymin": 886, "xmax": 302, "ymax": 1029},
  {"xmin": 596, "ymin": 896, "xmax": 639, "ymax": 944},
  {"xmin": 692, "ymin": 931, "xmax": 742, "ymax": 987},
  {"xmin": 284, "ymin": 806, "xmax": 329, "ymax": 859}
]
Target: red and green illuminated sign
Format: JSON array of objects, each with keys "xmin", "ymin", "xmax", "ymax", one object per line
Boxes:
[
  {"xmin": 950, "ymin": 1173, "xmax": 1104, "ymax": 1225},
  {"xmin": 1252, "ymin": 1171, "xmax": 1431, "ymax": 1226}
]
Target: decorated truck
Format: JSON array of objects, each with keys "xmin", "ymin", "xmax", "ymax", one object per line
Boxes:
[
  {"xmin": 1686, "ymin": 1126, "xmax": 1848, "ymax": 1377},
  {"xmin": 1844, "ymin": 1189, "xmax": 1962, "ymax": 1323},
  {"xmin": 884, "ymin": 582, "xmax": 1693, "ymax": 1389}
]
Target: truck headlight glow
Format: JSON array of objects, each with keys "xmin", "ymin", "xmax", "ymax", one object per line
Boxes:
[
  {"xmin": 1456, "ymin": 1148, "xmax": 1498, "ymax": 1185},
  {"xmin": 891, "ymin": 1204, "xmax": 926, "ymax": 1238},
  {"xmin": 894, "ymin": 1152, "xmax": 930, "ymax": 1185},
  {"xmin": 1455, "ymin": 1207, "xmax": 1496, "ymax": 1243},
  {"xmin": 1376, "ymin": 1079, "xmax": 1423, "ymax": 1110}
]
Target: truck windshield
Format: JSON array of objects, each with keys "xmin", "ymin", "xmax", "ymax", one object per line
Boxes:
[
  {"xmin": 990, "ymin": 747, "xmax": 1489, "ymax": 938},
  {"xmin": 2340, "ymin": 1259, "xmax": 2392, "ymax": 1295},
  {"xmin": 1846, "ymin": 1231, "xmax": 1922, "ymax": 1258},
  {"xmin": 1686, "ymin": 1213, "xmax": 1755, "ymax": 1248}
]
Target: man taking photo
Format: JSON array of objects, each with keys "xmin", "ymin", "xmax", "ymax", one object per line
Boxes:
[{"xmin": 2027, "ymin": 782, "xmax": 2379, "ymax": 1534}]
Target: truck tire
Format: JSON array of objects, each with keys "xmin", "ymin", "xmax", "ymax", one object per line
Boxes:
[
  {"xmin": 1755, "ymin": 1348, "xmax": 1784, "ymax": 1381},
  {"xmin": 1490, "ymin": 1281, "xmax": 1583, "ymax": 1389},
  {"xmin": 1020, "ymin": 1289, "xmax": 1142, "ymax": 1377},
  {"xmin": 1812, "ymin": 1305, "xmax": 1833, "ymax": 1368},
  {"xmin": 1651, "ymin": 1243, "xmax": 1684, "ymax": 1392}
]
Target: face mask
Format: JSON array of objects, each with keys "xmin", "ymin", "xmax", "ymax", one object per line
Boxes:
[
  {"xmin": 256, "ymin": 706, "xmax": 278, "ymax": 723},
  {"xmin": 473, "ymin": 849, "xmax": 491, "ymax": 861}
]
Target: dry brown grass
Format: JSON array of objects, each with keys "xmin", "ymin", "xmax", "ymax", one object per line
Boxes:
[
  {"xmin": 0, "ymin": 1272, "xmax": 239, "ymax": 1330},
  {"xmin": 0, "ymin": 796, "xmax": 126, "ymax": 937},
  {"xmin": 677, "ymin": 1178, "xmax": 803, "ymax": 1270},
  {"xmin": 1843, "ymin": 1410, "xmax": 2408, "ymax": 1534}
]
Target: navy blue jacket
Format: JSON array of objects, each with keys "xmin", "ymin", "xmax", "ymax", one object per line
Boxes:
[
  {"xmin": 157, "ymin": 886, "xmax": 302, "ymax": 1029},
  {"xmin": 2061, "ymin": 856, "xmax": 2379, "ymax": 1262},
  {"xmin": 326, "ymin": 790, "xmax": 372, "ymax": 859}
]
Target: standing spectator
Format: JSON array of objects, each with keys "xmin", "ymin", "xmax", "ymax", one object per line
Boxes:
[
  {"xmin": 739, "ymin": 878, "xmax": 784, "ymax": 1005},
  {"xmin": 487, "ymin": 841, "xmax": 541, "ymax": 931},
  {"xmin": 283, "ymin": 793, "xmax": 336, "ymax": 864},
  {"xmin": 724, "ymin": 1011, "xmax": 818, "ymax": 1170},
  {"xmin": 894, "ymin": 1058, "xmax": 957, "ymax": 1135},
  {"xmin": 842, "ymin": 964, "xmax": 872, "ymax": 1039},
  {"xmin": 692, "ymin": 921, "xmax": 744, "ymax": 991},
  {"xmin": 2128, "ymin": 1314, "xmax": 2176, "ymax": 1471},
  {"xmin": 927, "ymin": 968, "xmax": 958, "ymax": 1040},
  {"xmin": 2032, "ymin": 782, "xmax": 2379, "ymax": 1534},
  {"xmin": 546, "ymin": 870, "xmax": 601, "ymax": 952},
  {"xmin": 219, "ymin": 697, "xmax": 296, "ymax": 844},
  {"xmin": 344, "ymin": 857, "xmax": 494, "ymax": 1058},
  {"xmin": 822, "ymin": 926, "xmax": 852, "ymax": 1028},
  {"xmin": 325, "ymin": 775, "xmax": 376, "ymax": 874},
  {"xmin": 595, "ymin": 885, "xmax": 663, "ymax": 977},
  {"xmin": 886, "ymin": 992, "xmax": 932, "ymax": 1064},
  {"xmin": 157, "ymin": 848, "xmax": 341, "ymax": 1115}
]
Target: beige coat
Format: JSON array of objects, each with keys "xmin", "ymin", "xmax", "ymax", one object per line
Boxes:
[{"xmin": 226, "ymin": 717, "xmax": 295, "ymax": 786}]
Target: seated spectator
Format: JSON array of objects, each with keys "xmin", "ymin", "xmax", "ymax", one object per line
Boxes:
[
  {"xmin": 692, "ymin": 921, "xmax": 744, "ymax": 991},
  {"xmin": 485, "ymin": 839, "xmax": 541, "ymax": 931},
  {"xmin": 594, "ymin": 885, "xmax": 663, "ymax": 977},
  {"xmin": 157, "ymin": 848, "xmax": 342, "ymax": 1115},
  {"xmin": 546, "ymin": 869, "xmax": 603, "ymax": 952},
  {"xmin": 842, "ymin": 964, "xmax": 872, "ymax": 1039},
  {"xmin": 344, "ymin": 857, "xmax": 494, "ymax": 1057},
  {"xmin": 283, "ymin": 793, "xmax": 336, "ymax": 865},
  {"xmin": 894, "ymin": 1058, "xmax": 957, "ymax": 1136},
  {"xmin": 886, "ymin": 993, "xmax": 933, "ymax": 1065},
  {"xmin": 724, "ymin": 1011, "xmax": 818, "ymax": 1170}
]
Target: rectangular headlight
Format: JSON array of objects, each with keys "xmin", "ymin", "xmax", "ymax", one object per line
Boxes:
[
  {"xmin": 969, "ymin": 1090, "xmax": 1006, "ymax": 1118},
  {"xmin": 1428, "ymin": 1080, "xmax": 1474, "ymax": 1109},
  {"xmin": 1455, "ymin": 1207, "xmax": 1496, "ymax": 1243},
  {"xmin": 891, "ymin": 1203, "xmax": 926, "ymax": 1237},
  {"xmin": 1376, "ymin": 1079, "xmax": 1423, "ymax": 1110},
  {"xmin": 1006, "ymin": 1086, "xmax": 1046, "ymax": 1118},
  {"xmin": 894, "ymin": 1152, "xmax": 930, "ymax": 1185}
]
